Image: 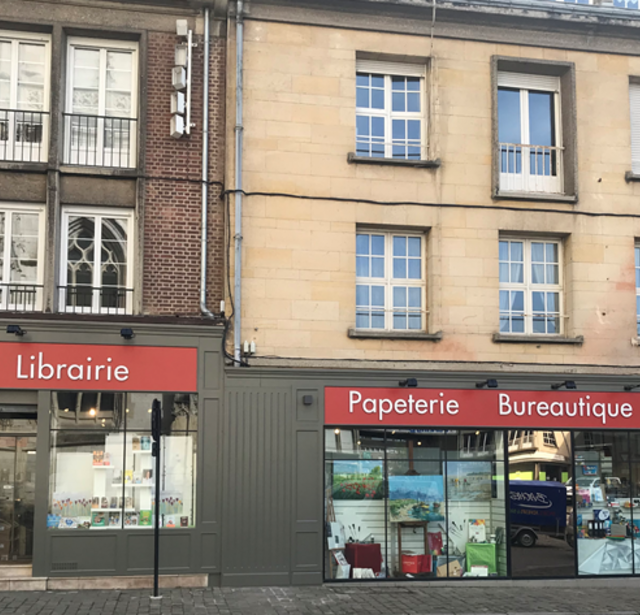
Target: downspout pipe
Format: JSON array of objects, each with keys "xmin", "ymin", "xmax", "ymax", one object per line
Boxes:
[
  {"xmin": 233, "ymin": 0, "xmax": 244, "ymax": 363},
  {"xmin": 200, "ymin": 7, "xmax": 215, "ymax": 319}
]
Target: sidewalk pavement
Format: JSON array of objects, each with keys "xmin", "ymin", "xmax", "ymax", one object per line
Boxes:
[{"xmin": 1, "ymin": 583, "xmax": 640, "ymax": 615}]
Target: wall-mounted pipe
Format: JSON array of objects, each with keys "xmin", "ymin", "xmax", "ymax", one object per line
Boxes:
[
  {"xmin": 200, "ymin": 7, "xmax": 215, "ymax": 319},
  {"xmin": 233, "ymin": 0, "xmax": 244, "ymax": 363}
]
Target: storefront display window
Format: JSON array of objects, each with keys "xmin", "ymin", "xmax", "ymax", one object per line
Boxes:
[
  {"xmin": 324, "ymin": 428, "xmax": 506, "ymax": 580},
  {"xmin": 48, "ymin": 391, "xmax": 197, "ymax": 531},
  {"xmin": 575, "ymin": 431, "xmax": 632, "ymax": 575}
]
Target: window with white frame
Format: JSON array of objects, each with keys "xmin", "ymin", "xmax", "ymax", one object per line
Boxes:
[
  {"xmin": 0, "ymin": 204, "xmax": 45, "ymax": 311},
  {"xmin": 355, "ymin": 59, "xmax": 426, "ymax": 160},
  {"xmin": 59, "ymin": 208, "xmax": 134, "ymax": 314},
  {"xmin": 355, "ymin": 231, "xmax": 425, "ymax": 331},
  {"xmin": 0, "ymin": 31, "xmax": 50, "ymax": 162},
  {"xmin": 498, "ymin": 72, "xmax": 563, "ymax": 194},
  {"xmin": 635, "ymin": 245, "xmax": 640, "ymax": 336},
  {"xmin": 629, "ymin": 81, "xmax": 640, "ymax": 175},
  {"xmin": 542, "ymin": 431, "xmax": 558, "ymax": 447},
  {"xmin": 64, "ymin": 38, "xmax": 138, "ymax": 168},
  {"xmin": 499, "ymin": 237, "xmax": 563, "ymax": 335}
]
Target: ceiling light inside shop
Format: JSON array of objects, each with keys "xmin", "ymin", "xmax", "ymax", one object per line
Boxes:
[
  {"xmin": 63, "ymin": 408, "xmax": 69, "ymax": 412},
  {"xmin": 89, "ymin": 408, "xmax": 96, "ymax": 417},
  {"xmin": 334, "ymin": 428, "xmax": 340, "ymax": 435}
]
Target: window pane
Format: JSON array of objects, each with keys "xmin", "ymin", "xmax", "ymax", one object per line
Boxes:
[
  {"xmin": 531, "ymin": 242, "xmax": 544, "ymax": 262},
  {"xmin": 408, "ymin": 259, "xmax": 421, "ymax": 279},
  {"xmin": 510, "ymin": 263, "xmax": 523, "ymax": 284},
  {"xmin": 356, "ymin": 256, "xmax": 369, "ymax": 278},
  {"xmin": 407, "ymin": 92, "xmax": 420, "ymax": 113},
  {"xmin": 371, "ymin": 257, "xmax": 384, "ymax": 278},
  {"xmin": 510, "ymin": 241, "xmax": 523, "ymax": 262},
  {"xmin": 371, "ymin": 88, "xmax": 384, "ymax": 110},
  {"xmin": 529, "ymin": 91, "xmax": 554, "ymax": 147},
  {"xmin": 408, "ymin": 287, "xmax": 421, "ymax": 308},
  {"xmin": 356, "ymin": 87, "xmax": 369, "ymax": 108},
  {"xmin": 371, "ymin": 286, "xmax": 384, "ymax": 307},
  {"xmin": 408, "ymin": 237, "xmax": 420, "ymax": 257},
  {"xmin": 393, "ymin": 286, "xmax": 406, "ymax": 308},
  {"xmin": 498, "ymin": 88, "xmax": 521, "ymax": 145},
  {"xmin": 356, "ymin": 233, "xmax": 369, "ymax": 255},
  {"xmin": 393, "ymin": 236, "xmax": 406, "ymax": 257},
  {"xmin": 511, "ymin": 291, "xmax": 524, "ymax": 311},
  {"xmin": 371, "ymin": 235, "xmax": 384, "ymax": 256},
  {"xmin": 532, "ymin": 264, "xmax": 544, "ymax": 284},
  {"xmin": 546, "ymin": 242, "xmax": 558, "ymax": 263},
  {"xmin": 499, "ymin": 240, "xmax": 509, "ymax": 261},
  {"xmin": 392, "ymin": 92, "xmax": 405, "ymax": 112},
  {"xmin": 393, "ymin": 257, "xmax": 406, "ymax": 279},
  {"xmin": 356, "ymin": 284, "xmax": 368, "ymax": 306}
]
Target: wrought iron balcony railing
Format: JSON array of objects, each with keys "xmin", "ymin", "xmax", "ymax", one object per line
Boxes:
[
  {"xmin": 62, "ymin": 113, "xmax": 137, "ymax": 169},
  {"xmin": 0, "ymin": 109, "xmax": 49, "ymax": 163},
  {"xmin": 57, "ymin": 285, "xmax": 133, "ymax": 315},
  {"xmin": 0, "ymin": 283, "xmax": 44, "ymax": 312}
]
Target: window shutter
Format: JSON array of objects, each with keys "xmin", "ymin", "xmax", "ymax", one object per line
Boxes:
[
  {"xmin": 356, "ymin": 58, "xmax": 425, "ymax": 77},
  {"xmin": 498, "ymin": 71, "xmax": 560, "ymax": 92},
  {"xmin": 630, "ymin": 83, "xmax": 640, "ymax": 174}
]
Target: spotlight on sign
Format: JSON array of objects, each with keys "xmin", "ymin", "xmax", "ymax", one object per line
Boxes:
[
  {"xmin": 476, "ymin": 379, "xmax": 498, "ymax": 389},
  {"xmin": 6, "ymin": 324, "xmax": 25, "ymax": 336},
  {"xmin": 551, "ymin": 380, "xmax": 577, "ymax": 390},
  {"xmin": 624, "ymin": 384, "xmax": 640, "ymax": 391},
  {"xmin": 398, "ymin": 378, "xmax": 418, "ymax": 388}
]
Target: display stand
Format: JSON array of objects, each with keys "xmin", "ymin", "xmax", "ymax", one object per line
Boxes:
[{"xmin": 465, "ymin": 542, "xmax": 497, "ymax": 574}]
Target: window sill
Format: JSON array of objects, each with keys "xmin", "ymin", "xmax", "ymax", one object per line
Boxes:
[
  {"xmin": 625, "ymin": 171, "xmax": 640, "ymax": 182},
  {"xmin": 347, "ymin": 153, "xmax": 441, "ymax": 169},
  {"xmin": 348, "ymin": 328, "xmax": 443, "ymax": 341},
  {"xmin": 0, "ymin": 161, "xmax": 48, "ymax": 172},
  {"xmin": 492, "ymin": 333, "xmax": 584, "ymax": 345},
  {"xmin": 59, "ymin": 165, "xmax": 138, "ymax": 178},
  {"xmin": 494, "ymin": 191, "xmax": 577, "ymax": 204}
]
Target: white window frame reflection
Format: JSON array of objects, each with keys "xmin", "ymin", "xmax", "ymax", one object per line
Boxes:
[
  {"xmin": 0, "ymin": 204, "xmax": 45, "ymax": 311},
  {"xmin": 59, "ymin": 207, "xmax": 134, "ymax": 315},
  {"xmin": 499, "ymin": 237, "xmax": 563, "ymax": 336},
  {"xmin": 0, "ymin": 31, "xmax": 51, "ymax": 163},
  {"xmin": 355, "ymin": 230, "xmax": 426, "ymax": 332},
  {"xmin": 355, "ymin": 61, "xmax": 426, "ymax": 161},
  {"xmin": 64, "ymin": 38, "xmax": 138, "ymax": 168},
  {"xmin": 498, "ymin": 72, "xmax": 563, "ymax": 194}
]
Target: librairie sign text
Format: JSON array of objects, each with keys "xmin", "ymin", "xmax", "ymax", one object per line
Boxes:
[
  {"xmin": 0, "ymin": 343, "xmax": 197, "ymax": 392},
  {"xmin": 324, "ymin": 387, "xmax": 640, "ymax": 430}
]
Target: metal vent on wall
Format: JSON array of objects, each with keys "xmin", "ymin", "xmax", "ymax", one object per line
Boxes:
[{"xmin": 51, "ymin": 562, "xmax": 78, "ymax": 571}]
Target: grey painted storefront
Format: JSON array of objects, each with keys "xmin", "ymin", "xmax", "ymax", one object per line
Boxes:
[{"xmin": 4, "ymin": 333, "xmax": 639, "ymax": 585}]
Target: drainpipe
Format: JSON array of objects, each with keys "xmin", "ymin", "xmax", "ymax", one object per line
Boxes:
[
  {"xmin": 200, "ymin": 6, "xmax": 215, "ymax": 319},
  {"xmin": 233, "ymin": 0, "xmax": 244, "ymax": 363}
]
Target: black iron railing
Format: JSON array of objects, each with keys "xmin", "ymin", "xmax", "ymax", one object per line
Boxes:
[
  {"xmin": 0, "ymin": 109, "xmax": 48, "ymax": 163},
  {"xmin": 63, "ymin": 113, "xmax": 137, "ymax": 169},
  {"xmin": 0, "ymin": 283, "xmax": 43, "ymax": 312},
  {"xmin": 58, "ymin": 285, "xmax": 133, "ymax": 314}
]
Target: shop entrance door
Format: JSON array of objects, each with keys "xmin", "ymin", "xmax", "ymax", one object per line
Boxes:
[
  {"xmin": 509, "ymin": 430, "xmax": 575, "ymax": 577},
  {"xmin": 0, "ymin": 411, "xmax": 37, "ymax": 564}
]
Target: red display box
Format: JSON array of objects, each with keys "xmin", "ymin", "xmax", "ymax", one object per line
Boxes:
[
  {"xmin": 344, "ymin": 543, "xmax": 382, "ymax": 577},
  {"xmin": 401, "ymin": 554, "xmax": 431, "ymax": 574}
]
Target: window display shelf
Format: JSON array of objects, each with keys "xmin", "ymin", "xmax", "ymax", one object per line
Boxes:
[
  {"xmin": 92, "ymin": 508, "xmax": 136, "ymax": 512},
  {"xmin": 133, "ymin": 450, "xmax": 152, "ymax": 454},
  {"xmin": 92, "ymin": 466, "xmax": 116, "ymax": 470},
  {"xmin": 124, "ymin": 483, "xmax": 153, "ymax": 488}
]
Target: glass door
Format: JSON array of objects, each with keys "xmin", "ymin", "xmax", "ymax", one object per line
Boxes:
[
  {"xmin": 0, "ymin": 411, "xmax": 37, "ymax": 563},
  {"xmin": 509, "ymin": 430, "xmax": 575, "ymax": 577}
]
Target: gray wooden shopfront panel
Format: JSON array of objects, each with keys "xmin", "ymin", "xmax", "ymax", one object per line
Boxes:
[{"xmin": 219, "ymin": 380, "xmax": 323, "ymax": 586}]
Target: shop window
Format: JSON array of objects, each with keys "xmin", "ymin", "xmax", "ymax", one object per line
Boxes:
[
  {"xmin": 355, "ymin": 231, "xmax": 426, "ymax": 332},
  {"xmin": 0, "ymin": 31, "xmax": 51, "ymax": 163},
  {"xmin": 574, "ymin": 431, "xmax": 632, "ymax": 575},
  {"xmin": 324, "ymin": 428, "xmax": 506, "ymax": 580},
  {"xmin": 0, "ymin": 204, "xmax": 45, "ymax": 312},
  {"xmin": 48, "ymin": 391, "xmax": 197, "ymax": 530},
  {"xmin": 59, "ymin": 207, "xmax": 133, "ymax": 315},
  {"xmin": 499, "ymin": 237, "xmax": 563, "ymax": 335},
  {"xmin": 355, "ymin": 59, "xmax": 426, "ymax": 161},
  {"xmin": 64, "ymin": 38, "xmax": 137, "ymax": 168}
]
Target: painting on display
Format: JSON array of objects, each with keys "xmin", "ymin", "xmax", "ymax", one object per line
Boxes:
[
  {"xmin": 446, "ymin": 461, "xmax": 492, "ymax": 501},
  {"xmin": 388, "ymin": 475, "xmax": 445, "ymax": 522},
  {"xmin": 331, "ymin": 460, "xmax": 384, "ymax": 500}
]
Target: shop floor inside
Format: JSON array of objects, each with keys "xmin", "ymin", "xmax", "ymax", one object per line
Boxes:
[{"xmin": 3, "ymin": 581, "xmax": 640, "ymax": 615}]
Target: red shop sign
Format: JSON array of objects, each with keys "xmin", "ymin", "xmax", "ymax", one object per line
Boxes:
[
  {"xmin": 325, "ymin": 387, "xmax": 640, "ymax": 430},
  {"xmin": 0, "ymin": 342, "xmax": 197, "ymax": 392}
]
